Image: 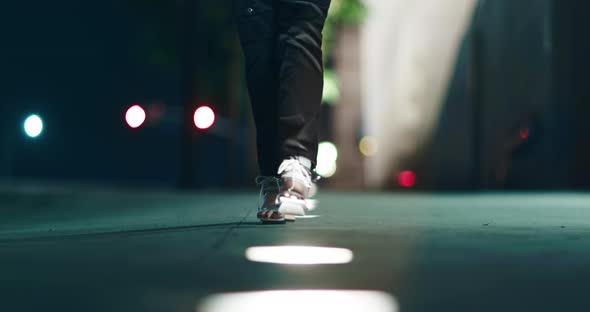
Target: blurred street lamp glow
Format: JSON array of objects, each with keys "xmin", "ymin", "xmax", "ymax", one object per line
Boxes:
[
  {"xmin": 24, "ymin": 114, "xmax": 43, "ymax": 138},
  {"xmin": 359, "ymin": 136, "xmax": 378, "ymax": 156},
  {"xmin": 125, "ymin": 105, "xmax": 146, "ymax": 129},
  {"xmin": 194, "ymin": 106, "xmax": 215, "ymax": 130}
]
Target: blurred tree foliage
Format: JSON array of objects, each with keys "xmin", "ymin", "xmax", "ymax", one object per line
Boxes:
[
  {"xmin": 323, "ymin": 0, "xmax": 367, "ymax": 61},
  {"xmin": 327, "ymin": 0, "xmax": 367, "ymax": 25},
  {"xmin": 322, "ymin": 0, "xmax": 367, "ymax": 105}
]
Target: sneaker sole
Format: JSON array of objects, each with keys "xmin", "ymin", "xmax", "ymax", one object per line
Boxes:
[
  {"xmin": 278, "ymin": 196, "xmax": 307, "ymax": 217},
  {"xmin": 258, "ymin": 208, "xmax": 287, "ymax": 224},
  {"xmin": 260, "ymin": 219, "xmax": 287, "ymax": 224}
]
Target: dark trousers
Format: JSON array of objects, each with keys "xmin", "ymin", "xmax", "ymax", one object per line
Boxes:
[{"xmin": 234, "ymin": 0, "xmax": 330, "ymax": 176}]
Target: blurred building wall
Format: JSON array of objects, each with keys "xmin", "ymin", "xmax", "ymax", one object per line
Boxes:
[
  {"xmin": 468, "ymin": 0, "xmax": 556, "ymax": 189},
  {"xmin": 563, "ymin": 0, "xmax": 590, "ymax": 189},
  {"xmin": 359, "ymin": 0, "xmax": 588, "ymax": 190},
  {"xmin": 361, "ymin": 0, "xmax": 477, "ymax": 188},
  {"xmin": 331, "ymin": 26, "xmax": 364, "ymax": 189}
]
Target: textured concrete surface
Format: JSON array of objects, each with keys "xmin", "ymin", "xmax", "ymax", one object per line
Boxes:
[{"xmin": 1, "ymin": 188, "xmax": 590, "ymax": 311}]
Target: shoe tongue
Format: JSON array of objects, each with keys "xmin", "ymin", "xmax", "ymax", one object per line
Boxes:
[{"xmin": 294, "ymin": 156, "xmax": 312, "ymax": 170}]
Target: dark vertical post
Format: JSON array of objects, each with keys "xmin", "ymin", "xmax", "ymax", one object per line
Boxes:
[
  {"xmin": 566, "ymin": 0, "xmax": 590, "ymax": 188},
  {"xmin": 228, "ymin": 39, "xmax": 242, "ymax": 187},
  {"xmin": 0, "ymin": 116, "xmax": 15, "ymax": 178},
  {"xmin": 179, "ymin": 0, "xmax": 199, "ymax": 189},
  {"xmin": 469, "ymin": 0, "xmax": 484, "ymax": 190}
]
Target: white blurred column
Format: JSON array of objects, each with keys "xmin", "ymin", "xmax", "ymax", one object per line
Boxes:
[{"xmin": 361, "ymin": 0, "xmax": 477, "ymax": 188}]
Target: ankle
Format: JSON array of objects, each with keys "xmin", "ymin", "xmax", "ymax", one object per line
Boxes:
[{"xmin": 285, "ymin": 156, "xmax": 312, "ymax": 171}]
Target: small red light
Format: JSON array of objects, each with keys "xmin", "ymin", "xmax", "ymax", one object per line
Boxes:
[
  {"xmin": 398, "ymin": 171, "xmax": 416, "ymax": 188},
  {"xmin": 519, "ymin": 128, "xmax": 529, "ymax": 140},
  {"xmin": 194, "ymin": 106, "xmax": 215, "ymax": 130}
]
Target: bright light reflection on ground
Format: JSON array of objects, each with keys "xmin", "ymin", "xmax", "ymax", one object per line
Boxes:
[
  {"xmin": 245, "ymin": 246, "xmax": 353, "ymax": 265},
  {"xmin": 296, "ymin": 215, "xmax": 320, "ymax": 219},
  {"xmin": 198, "ymin": 290, "xmax": 398, "ymax": 312}
]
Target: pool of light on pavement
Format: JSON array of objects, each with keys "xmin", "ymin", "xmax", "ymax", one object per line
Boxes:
[
  {"xmin": 245, "ymin": 246, "xmax": 353, "ymax": 265},
  {"xmin": 198, "ymin": 290, "xmax": 398, "ymax": 312}
]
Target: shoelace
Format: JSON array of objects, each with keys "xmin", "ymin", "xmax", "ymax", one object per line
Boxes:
[
  {"xmin": 277, "ymin": 158, "xmax": 312, "ymax": 188},
  {"xmin": 255, "ymin": 176, "xmax": 280, "ymax": 211},
  {"xmin": 311, "ymin": 171, "xmax": 322, "ymax": 183}
]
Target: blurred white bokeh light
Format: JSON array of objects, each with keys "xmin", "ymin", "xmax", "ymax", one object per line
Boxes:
[
  {"xmin": 316, "ymin": 141, "xmax": 338, "ymax": 178},
  {"xmin": 24, "ymin": 114, "xmax": 44, "ymax": 138},
  {"xmin": 125, "ymin": 105, "xmax": 146, "ymax": 129},
  {"xmin": 359, "ymin": 136, "xmax": 378, "ymax": 157},
  {"xmin": 194, "ymin": 106, "xmax": 216, "ymax": 130}
]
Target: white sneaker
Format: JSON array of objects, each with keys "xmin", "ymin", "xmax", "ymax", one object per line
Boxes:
[
  {"xmin": 277, "ymin": 157, "xmax": 314, "ymax": 218},
  {"xmin": 255, "ymin": 176, "xmax": 286, "ymax": 223}
]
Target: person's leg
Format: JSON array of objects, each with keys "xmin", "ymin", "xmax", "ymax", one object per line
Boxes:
[
  {"xmin": 235, "ymin": 0, "xmax": 286, "ymax": 223},
  {"xmin": 276, "ymin": 0, "xmax": 331, "ymax": 170},
  {"xmin": 234, "ymin": 0, "xmax": 280, "ymax": 176},
  {"xmin": 274, "ymin": 0, "xmax": 330, "ymax": 218}
]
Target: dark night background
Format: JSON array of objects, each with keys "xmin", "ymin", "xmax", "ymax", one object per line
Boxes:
[
  {"xmin": 1, "ymin": 0, "xmax": 253, "ymax": 188},
  {"xmin": 1, "ymin": 0, "xmax": 590, "ymax": 189}
]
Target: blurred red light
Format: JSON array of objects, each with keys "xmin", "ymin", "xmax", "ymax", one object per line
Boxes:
[
  {"xmin": 519, "ymin": 128, "xmax": 529, "ymax": 140},
  {"xmin": 125, "ymin": 105, "xmax": 146, "ymax": 129},
  {"xmin": 194, "ymin": 106, "xmax": 215, "ymax": 130},
  {"xmin": 398, "ymin": 171, "xmax": 416, "ymax": 188}
]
